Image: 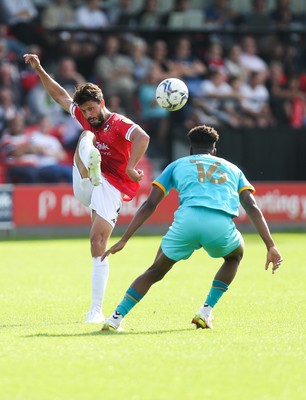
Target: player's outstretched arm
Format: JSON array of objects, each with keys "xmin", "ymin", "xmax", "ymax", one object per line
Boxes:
[
  {"xmin": 102, "ymin": 185, "xmax": 164, "ymax": 260},
  {"xmin": 240, "ymin": 189, "xmax": 283, "ymax": 273},
  {"xmin": 23, "ymin": 54, "xmax": 73, "ymax": 113}
]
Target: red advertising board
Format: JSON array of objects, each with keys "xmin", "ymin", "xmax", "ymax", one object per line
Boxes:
[
  {"xmin": 12, "ymin": 184, "xmax": 178, "ymax": 227},
  {"xmin": 237, "ymin": 182, "xmax": 306, "ymax": 223},
  {"xmin": 11, "ymin": 182, "xmax": 306, "ymax": 227}
]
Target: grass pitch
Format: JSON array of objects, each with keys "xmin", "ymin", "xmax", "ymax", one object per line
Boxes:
[{"xmin": 0, "ymin": 233, "xmax": 305, "ymax": 400}]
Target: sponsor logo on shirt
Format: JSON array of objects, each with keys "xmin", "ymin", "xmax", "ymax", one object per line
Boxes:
[{"xmin": 97, "ymin": 142, "xmax": 109, "ymax": 151}]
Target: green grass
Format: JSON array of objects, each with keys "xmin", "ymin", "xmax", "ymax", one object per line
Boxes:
[{"xmin": 0, "ymin": 233, "xmax": 305, "ymax": 400}]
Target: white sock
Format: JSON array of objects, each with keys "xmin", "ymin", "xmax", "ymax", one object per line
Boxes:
[
  {"xmin": 109, "ymin": 311, "xmax": 123, "ymax": 328},
  {"xmin": 199, "ymin": 304, "xmax": 213, "ymax": 317},
  {"xmin": 90, "ymin": 256, "xmax": 109, "ymax": 314},
  {"xmin": 78, "ymin": 135, "xmax": 95, "ymax": 168}
]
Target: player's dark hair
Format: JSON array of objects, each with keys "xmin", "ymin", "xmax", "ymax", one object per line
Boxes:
[
  {"xmin": 187, "ymin": 125, "xmax": 219, "ymax": 149},
  {"xmin": 73, "ymin": 83, "xmax": 103, "ymax": 105}
]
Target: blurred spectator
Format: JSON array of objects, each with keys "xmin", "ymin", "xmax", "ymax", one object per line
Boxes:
[
  {"xmin": 267, "ymin": 39, "xmax": 290, "ymax": 73},
  {"xmin": 94, "ymin": 35, "xmax": 136, "ymax": 115},
  {"xmin": 40, "ymin": 57, "xmax": 87, "ymax": 148},
  {"xmin": 224, "ymin": 76, "xmax": 254, "ymax": 127},
  {"xmin": 242, "ymin": 0, "xmax": 271, "ymax": 30},
  {"xmin": 205, "ymin": 0, "xmax": 240, "ymax": 28},
  {"xmin": 1, "ymin": 113, "xmax": 40, "ymax": 183},
  {"xmin": 240, "ymin": 71, "xmax": 275, "ymax": 127},
  {"xmin": 41, "ymin": 2, "xmax": 98, "ymax": 67},
  {"xmin": 0, "ymin": 88, "xmax": 19, "ymax": 135},
  {"xmin": 0, "ymin": 38, "xmax": 10, "ymax": 64},
  {"xmin": 286, "ymin": 76, "xmax": 306, "ymax": 129},
  {"xmin": 106, "ymin": 94, "xmax": 126, "ymax": 114},
  {"xmin": 285, "ymin": 35, "xmax": 305, "ymax": 75},
  {"xmin": 204, "ymin": 41, "xmax": 226, "ymax": 73},
  {"xmin": 41, "ymin": 0, "xmax": 76, "ymax": 50},
  {"xmin": 0, "ymin": 0, "xmax": 40, "ymax": 45},
  {"xmin": 268, "ymin": 68, "xmax": 306, "ymax": 128},
  {"xmin": 0, "ymin": 62, "xmax": 22, "ymax": 105},
  {"xmin": 75, "ymin": 0, "xmax": 109, "ymax": 29},
  {"xmin": 161, "ymin": 0, "xmax": 189, "ymax": 26},
  {"xmin": 267, "ymin": 36, "xmax": 302, "ymax": 77},
  {"xmin": 224, "ymin": 44, "xmax": 247, "ymax": 81},
  {"xmin": 134, "ymin": 0, "xmax": 162, "ymax": 28},
  {"xmin": 55, "ymin": 57, "xmax": 86, "ymax": 96},
  {"xmin": 56, "ymin": 33, "xmax": 98, "ymax": 79},
  {"xmin": 193, "ymin": 69, "xmax": 242, "ymax": 128},
  {"xmin": 1, "ymin": 114, "xmax": 72, "ymax": 183},
  {"xmin": 41, "ymin": 0, "xmax": 76, "ymax": 29},
  {"xmin": 270, "ymin": 0, "xmax": 300, "ymax": 29},
  {"xmin": 150, "ymin": 39, "xmax": 175, "ymax": 79},
  {"xmin": 25, "ymin": 80, "xmax": 66, "ymax": 125},
  {"xmin": 161, "ymin": 0, "xmax": 203, "ymax": 29},
  {"xmin": 137, "ymin": 63, "xmax": 169, "ymax": 159},
  {"xmin": 75, "ymin": 0, "xmax": 109, "ymax": 48},
  {"xmin": 239, "ymin": 35, "xmax": 268, "ymax": 80},
  {"xmin": 19, "ymin": 44, "xmax": 42, "ymax": 93},
  {"xmin": 168, "ymin": 36, "xmax": 207, "ymax": 97},
  {"xmin": 268, "ymin": 61, "xmax": 288, "ymax": 88},
  {"xmin": 0, "ymin": 23, "xmax": 26, "ymax": 62},
  {"xmin": 59, "ymin": 117, "xmax": 82, "ymax": 152},
  {"xmin": 107, "ymin": 0, "xmax": 136, "ymax": 27},
  {"xmin": 28, "ymin": 115, "xmax": 72, "ymax": 183},
  {"xmin": 184, "ymin": 105, "xmax": 219, "ymax": 131},
  {"xmin": 266, "ymin": 60, "xmax": 289, "ymax": 124},
  {"xmin": 129, "ymin": 36, "xmax": 153, "ymax": 85},
  {"xmin": 242, "ymin": 1, "xmax": 274, "ymax": 57}
]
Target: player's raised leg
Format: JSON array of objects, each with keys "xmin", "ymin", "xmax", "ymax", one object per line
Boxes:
[
  {"xmin": 75, "ymin": 130, "xmax": 102, "ymax": 187},
  {"xmin": 72, "ymin": 130, "xmax": 102, "ymax": 207}
]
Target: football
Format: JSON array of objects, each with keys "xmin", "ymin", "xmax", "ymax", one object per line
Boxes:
[{"xmin": 155, "ymin": 78, "xmax": 189, "ymax": 111}]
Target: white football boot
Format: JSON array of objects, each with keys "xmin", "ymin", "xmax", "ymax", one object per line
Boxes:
[
  {"xmin": 85, "ymin": 310, "xmax": 105, "ymax": 324},
  {"xmin": 88, "ymin": 148, "xmax": 102, "ymax": 186},
  {"xmin": 192, "ymin": 305, "xmax": 214, "ymax": 329}
]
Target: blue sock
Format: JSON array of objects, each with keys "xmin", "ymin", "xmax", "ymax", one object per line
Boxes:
[
  {"xmin": 205, "ymin": 279, "xmax": 229, "ymax": 308},
  {"xmin": 116, "ymin": 287, "xmax": 143, "ymax": 317}
]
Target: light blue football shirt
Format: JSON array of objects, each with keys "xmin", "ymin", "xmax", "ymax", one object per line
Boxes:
[{"xmin": 153, "ymin": 154, "xmax": 255, "ymax": 218}]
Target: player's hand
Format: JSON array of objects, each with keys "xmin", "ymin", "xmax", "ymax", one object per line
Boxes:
[
  {"xmin": 101, "ymin": 240, "xmax": 126, "ymax": 260},
  {"xmin": 23, "ymin": 53, "xmax": 41, "ymax": 70},
  {"xmin": 265, "ymin": 246, "xmax": 283, "ymax": 274},
  {"xmin": 126, "ymin": 167, "xmax": 144, "ymax": 182}
]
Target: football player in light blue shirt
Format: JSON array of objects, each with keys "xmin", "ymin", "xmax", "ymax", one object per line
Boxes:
[{"xmin": 102, "ymin": 125, "xmax": 283, "ymax": 331}]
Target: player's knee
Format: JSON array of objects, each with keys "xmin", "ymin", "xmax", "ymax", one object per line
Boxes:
[
  {"xmin": 79, "ymin": 130, "xmax": 96, "ymax": 144},
  {"xmin": 90, "ymin": 232, "xmax": 106, "ymax": 255},
  {"xmin": 224, "ymin": 245, "xmax": 244, "ymax": 264}
]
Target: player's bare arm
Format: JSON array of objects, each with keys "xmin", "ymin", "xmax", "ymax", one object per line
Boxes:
[
  {"xmin": 126, "ymin": 127, "xmax": 150, "ymax": 182},
  {"xmin": 240, "ymin": 189, "xmax": 283, "ymax": 273},
  {"xmin": 102, "ymin": 185, "xmax": 164, "ymax": 259},
  {"xmin": 23, "ymin": 54, "xmax": 73, "ymax": 113}
]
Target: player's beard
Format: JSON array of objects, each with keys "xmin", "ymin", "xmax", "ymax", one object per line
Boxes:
[{"xmin": 88, "ymin": 112, "xmax": 104, "ymax": 128}]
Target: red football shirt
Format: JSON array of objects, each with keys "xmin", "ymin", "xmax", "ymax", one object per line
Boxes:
[{"xmin": 71, "ymin": 104, "xmax": 140, "ymax": 201}]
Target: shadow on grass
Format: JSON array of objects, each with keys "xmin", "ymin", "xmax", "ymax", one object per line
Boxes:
[
  {"xmin": 0, "ymin": 322, "xmax": 83, "ymax": 328},
  {"xmin": 23, "ymin": 327, "xmax": 195, "ymax": 338}
]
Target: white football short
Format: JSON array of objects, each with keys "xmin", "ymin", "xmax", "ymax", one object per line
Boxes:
[{"xmin": 72, "ymin": 165, "xmax": 122, "ymax": 228}]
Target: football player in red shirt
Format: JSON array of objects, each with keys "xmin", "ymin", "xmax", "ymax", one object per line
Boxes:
[{"xmin": 24, "ymin": 53, "xmax": 150, "ymax": 323}]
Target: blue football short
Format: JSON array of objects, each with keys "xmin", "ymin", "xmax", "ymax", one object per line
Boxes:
[{"xmin": 161, "ymin": 206, "xmax": 243, "ymax": 261}]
